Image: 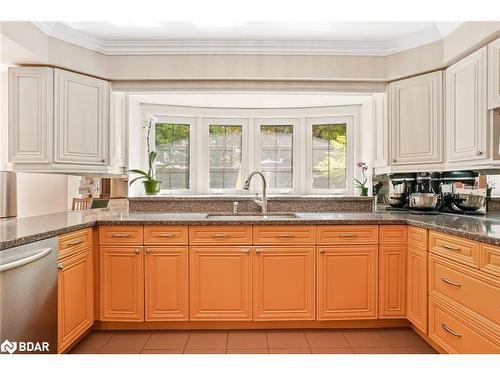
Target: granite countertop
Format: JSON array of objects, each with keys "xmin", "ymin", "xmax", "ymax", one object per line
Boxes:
[{"xmin": 3, "ymin": 208, "xmax": 500, "ymax": 250}]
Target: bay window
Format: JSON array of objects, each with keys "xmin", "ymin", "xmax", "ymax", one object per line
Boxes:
[{"xmin": 144, "ymin": 106, "xmax": 358, "ymax": 196}]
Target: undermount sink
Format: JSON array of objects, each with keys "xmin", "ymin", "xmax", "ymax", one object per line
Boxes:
[{"xmin": 205, "ymin": 212, "xmax": 299, "ymax": 219}]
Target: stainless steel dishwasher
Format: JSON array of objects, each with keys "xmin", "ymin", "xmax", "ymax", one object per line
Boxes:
[{"xmin": 0, "ymin": 237, "xmax": 57, "ymax": 354}]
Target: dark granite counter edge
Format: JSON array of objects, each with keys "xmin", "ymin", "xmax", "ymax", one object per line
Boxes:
[{"xmin": 3, "ymin": 215, "xmax": 500, "ymax": 250}]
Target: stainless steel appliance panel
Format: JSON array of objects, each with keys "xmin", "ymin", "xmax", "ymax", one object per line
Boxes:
[
  {"xmin": 0, "ymin": 237, "xmax": 57, "ymax": 354},
  {"xmin": 0, "ymin": 171, "xmax": 17, "ymax": 218}
]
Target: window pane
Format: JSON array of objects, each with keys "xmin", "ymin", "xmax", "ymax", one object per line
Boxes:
[
  {"xmin": 311, "ymin": 124, "xmax": 347, "ymax": 190},
  {"xmin": 209, "ymin": 125, "xmax": 242, "ymax": 189},
  {"xmin": 260, "ymin": 125, "xmax": 293, "ymax": 190},
  {"xmin": 155, "ymin": 123, "xmax": 190, "ymax": 190}
]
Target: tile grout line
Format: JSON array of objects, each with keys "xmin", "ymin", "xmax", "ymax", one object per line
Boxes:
[
  {"xmin": 96, "ymin": 331, "xmax": 115, "ymax": 354},
  {"xmin": 302, "ymin": 329, "xmax": 312, "ymax": 353},
  {"xmin": 182, "ymin": 330, "xmax": 191, "ymax": 354},
  {"xmin": 141, "ymin": 331, "xmax": 154, "ymax": 353}
]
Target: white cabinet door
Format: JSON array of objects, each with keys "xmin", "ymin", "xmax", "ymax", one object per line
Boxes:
[
  {"xmin": 8, "ymin": 67, "xmax": 53, "ymax": 163},
  {"xmin": 446, "ymin": 46, "xmax": 488, "ymax": 163},
  {"xmin": 488, "ymin": 37, "xmax": 500, "ymax": 109},
  {"xmin": 54, "ymin": 69, "xmax": 109, "ymax": 165},
  {"xmin": 373, "ymin": 93, "xmax": 388, "ymax": 169},
  {"xmin": 389, "ymin": 71, "xmax": 443, "ymax": 165}
]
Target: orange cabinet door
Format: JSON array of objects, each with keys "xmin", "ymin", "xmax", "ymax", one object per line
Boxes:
[
  {"xmin": 406, "ymin": 246, "xmax": 428, "ymax": 333},
  {"xmin": 190, "ymin": 246, "xmax": 252, "ymax": 321},
  {"xmin": 253, "ymin": 246, "xmax": 315, "ymax": 321},
  {"xmin": 58, "ymin": 249, "xmax": 93, "ymax": 353},
  {"xmin": 379, "ymin": 244, "xmax": 406, "ymax": 318},
  {"xmin": 100, "ymin": 246, "xmax": 144, "ymax": 321},
  {"xmin": 317, "ymin": 245, "xmax": 378, "ymax": 320},
  {"xmin": 145, "ymin": 246, "xmax": 189, "ymax": 321}
]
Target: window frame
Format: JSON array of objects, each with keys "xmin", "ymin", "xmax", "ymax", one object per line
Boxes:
[
  {"xmin": 201, "ymin": 117, "xmax": 250, "ymax": 195},
  {"xmin": 253, "ymin": 118, "xmax": 300, "ymax": 195},
  {"xmin": 152, "ymin": 115, "xmax": 197, "ymax": 195},
  {"xmin": 305, "ymin": 116, "xmax": 355, "ymax": 195}
]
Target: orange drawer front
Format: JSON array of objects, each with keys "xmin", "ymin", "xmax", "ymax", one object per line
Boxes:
[
  {"xmin": 317, "ymin": 225, "xmax": 378, "ymax": 245},
  {"xmin": 429, "ymin": 255, "xmax": 500, "ymax": 326},
  {"xmin": 253, "ymin": 225, "xmax": 316, "ymax": 245},
  {"xmin": 407, "ymin": 226, "xmax": 428, "ymax": 251},
  {"xmin": 379, "ymin": 225, "xmax": 407, "ymax": 243},
  {"xmin": 189, "ymin": 226, "xmax": 252, "ymax": 245},
  {"xmin": 58, "ymin": 228, "xmax": 92, "ymax": 259},
  {"xmin": 144, "ymin": 226, "xmax": 189, "ymax": 245},
  {"xmin": 480, "ymin": 243, "xmax": 500, "ymax": 278},
  {"xmin": 429, "ymin": 297, "xmax": 500, "ymax": 353},
  {"xmin": 429, "ymin": 231, "xmax": 479, "ymax": 268},
  {"xmin": 99, "ymin": 226, "xmax": 144, "ymax": 245}
]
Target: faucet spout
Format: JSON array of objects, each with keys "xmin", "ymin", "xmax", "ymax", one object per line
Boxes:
[{"xmin": 244, "ymin": 171, "xmax": 268, "ymax": 214}]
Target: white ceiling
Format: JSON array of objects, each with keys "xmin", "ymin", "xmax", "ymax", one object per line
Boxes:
[{"xmin": 33, "ymin": 21, "xmax": 462, "ymax": 56}]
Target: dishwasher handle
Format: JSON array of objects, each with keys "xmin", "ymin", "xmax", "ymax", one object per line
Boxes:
[{"xmin": 0, "ymin": 247, "xmax": 53, "ymax": 273}]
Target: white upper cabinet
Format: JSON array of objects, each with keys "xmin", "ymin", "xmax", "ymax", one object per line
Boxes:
[
  {"xmin": 488, "ymin": 37, "xmax": 500, "ymax": 109},
  {"xmin": 8, "ymin": 67, "xmax": 116, "ymax": 174},
  {"xmin": 54, "ymin": 69, "xmax": 108, "ymax": 165},
  {"xmin": 9, "ymin": 67, "xmax": 53, "ymax": 163},
  {"xmin": 446, "ymin": 46, "xmax": 488, "ymax": 164},
  {"xmin": 372, "ymin": 93, "xmax": 388, "ymax": 169},
  {"xmin": 389, "ymin": 71, "xmax": 443, "ymax": 165}
]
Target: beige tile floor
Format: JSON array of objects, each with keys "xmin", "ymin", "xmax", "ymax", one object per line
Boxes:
[{"xmin": 69, "ymin": 328, "xmax": 437, "ymax": 354}]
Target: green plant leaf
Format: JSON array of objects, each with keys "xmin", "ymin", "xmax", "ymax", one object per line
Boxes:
[
  {"xmin": 129, "ymin": 176, "xmax": 148, "ymax": 185},
  {"xmin": 128, "ymin": 169, "xmax": 149, "ymax": 177}
]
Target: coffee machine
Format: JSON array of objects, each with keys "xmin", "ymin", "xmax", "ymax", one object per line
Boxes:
[
  {"xmin": 385, "ymin": 173, "xmax": 417, "ymax": 209},
  {"xmin": 437, "ymin": 171, "xmax": 486, "ymax": 214}
]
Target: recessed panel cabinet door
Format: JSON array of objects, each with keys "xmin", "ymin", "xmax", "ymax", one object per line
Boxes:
[
  {"xmin": 190, "ymin": 246, "xmax": 252, "ymax": 321},
  {"xmin": 54, "ymin": 68, "xmax": 109, "ymax": 165},
  {"xmin": 253, "ymin": 246, "xmax": 315, "ymax": 321},
  {"xmin": 317, "ymin": 245, "xmax": 377, "ymax": 320},
  {"xmin": 379, "ymin": 245, "xmax": 406, "ymax": 318},
  {"xmin": 100, "ymin": 246, "xmax": 144, "ymax": 321},
  {"xmin": 8, "ymin": 67, "xmax": 53, "ymax": 163},
  {"xmin": 58, "ymin": 250, "xmax": 93, "ymax": 353},
  {"xmin": 446, "ymin": 46, "xmax": 488, "ymax": 163},
  {"xmin": 406, "ymin": 246, "xmax": 428, "ymax": 333},
  {"xmin": 145, "ymin": 247, "xmax": 189, "ymax": 321},
  {"xmin": 488, "ymin": 37, "xmax": 500, "ymax": 109},
  {"xmin": 389, "ymin": 71, "xmax": 443, "ymax": 165}
]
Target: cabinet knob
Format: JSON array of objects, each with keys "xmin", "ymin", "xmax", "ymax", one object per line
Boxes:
[
  {"xmin": 57, "ymin": 264, "xmax": 64, "ymax": 270},
  {"xmin": 392, "ymin": 159, "xmax": 397, "ymax": 163},
  {"xmin": 101, "ymin": 158, "xmax": 106, "ymax": 162},
  {"xmin": 145, "ymin": 249, "xmax": 150, "ymax": 254},
  {"xmin": 319, "ymin": 249, "xmax": 324, "ymax": 254},
  {"xmin": 135, "ymin": 249, "xmax": 140, "ymax": 254},
  {"xmin": 255, "ymin": 248, "xmax": 261, "ymax": 254},
  {"xmin": 476, "ymin": 151, "xmax": 483, "ymax": 156}
]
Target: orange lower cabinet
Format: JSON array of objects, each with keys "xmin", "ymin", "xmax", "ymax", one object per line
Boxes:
[
  {"xmin": 317, "ymin": 245, "xmax": 378, "ymax": 320},
  {"xmin": 58, "ymin": 249, "xmax": 93, "ymax": 353},
  {"xmin": 145, "ymin": 247, "xmax": 189, "ymax": 321},
  {"xmin": 406, "ymin": 246, "xmax": 428, "ymax": 333},
  {"xmin": 379, "ymin": 244, "xmax": 406, "ymax": 318},
  {"xmin": 253, "ymin": 246, "xmax": 315, "ymax": 321},
  {"xmin": 100, "ymin": 246, "xmax": 144, "ymax": 321},
  {"xmin": 190, "ymin": 246, "xmax": 252, "ymax": 321}
]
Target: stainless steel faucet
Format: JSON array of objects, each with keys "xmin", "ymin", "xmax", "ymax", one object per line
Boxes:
[{"xmin": 243, "ymin": 171, "xmax": 268, "ymax": 214}]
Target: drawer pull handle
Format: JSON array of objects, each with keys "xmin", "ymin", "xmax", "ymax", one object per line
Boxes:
[
  {"xmin": 276, "ymin": 234, "xmax": 295, "ymax": 238},
  {"xmin": 156, "ymin": 233, "xmax": 176, "ymax": 238},
  {"xmin": 441, "ymin": 323, "xmax": 462, "ymax": 338},
  {"xmin": 111, "ymin": 233, "xmax": 132, "ymax": 238},
  {"xmin": 211, "ymin": 234, "xmax": 231, "ymax": 238},
  {"xmin": 338, "ymin": 233, "xmax": 357, "ymax": 238},
  {"xmin": 441, "ymin": 243, "xmax": 460, "ymax": 251},
  {"xmin": 67, "ymin": 239, "xmax": 84, "ymax": 246},
  {"xmin": 440, "ymin": 276, "xmax": 462, "ymax": 287}
]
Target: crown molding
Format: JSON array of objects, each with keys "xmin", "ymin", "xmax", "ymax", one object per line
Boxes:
[{"xmin": 32, "ymin": 22, "xmax": 462, "ymax": 56}]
